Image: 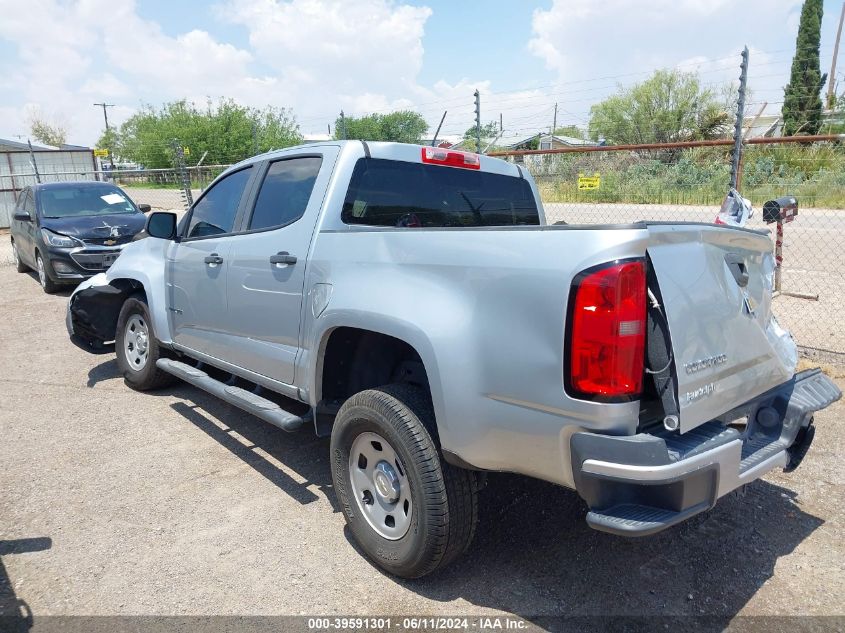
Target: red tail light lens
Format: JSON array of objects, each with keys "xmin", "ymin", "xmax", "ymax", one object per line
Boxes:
[
  {"xmin": 567, "ymin": 260, "xmax": 646, "ymax": 399},
  {"xmin": 420, "ymin": 146, "xmax": 481, "ymax": 169}
]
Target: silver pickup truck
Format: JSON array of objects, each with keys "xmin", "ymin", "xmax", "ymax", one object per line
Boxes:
[{"xmin": 67, "ymin": 141, "xmax": 841, "ymax": 578}]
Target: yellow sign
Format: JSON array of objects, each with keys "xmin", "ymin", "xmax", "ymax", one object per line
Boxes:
[
  {"xmin": 578, "ymin": 173, "xmax": 601, "ymax": 190},
  {"xmin": 183, "ymin": 147, "xmax": 191, "ymax": 156},
  {"xmin": 93, "ymin": 148, "xmax": 109, "ymax": 157}
]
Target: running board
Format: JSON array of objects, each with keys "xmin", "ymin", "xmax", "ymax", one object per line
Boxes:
[{"xmin": 156, "ymin": 359, "xmax": 306, "ymax": 432}]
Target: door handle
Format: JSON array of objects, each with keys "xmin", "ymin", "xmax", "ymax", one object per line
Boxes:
[
  {"xmin": 269, "ymin": 251, "xmax": 297, "ymax": 266},
  {"xmin": 204, "ymin": 253, "xmax": 224, "ymax": 266}
]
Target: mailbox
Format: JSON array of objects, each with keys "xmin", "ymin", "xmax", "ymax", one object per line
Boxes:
[{"xmin": 763, "ymin": 196, "xmax": 798, "ymax": 224}]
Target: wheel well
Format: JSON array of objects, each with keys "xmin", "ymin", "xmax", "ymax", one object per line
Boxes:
[
  {"xmin": 319, "ymin": 327, "xmax": 430, "ymax": 408},
  {"xmin": 110, "ymin": 278, "xmax": 146, "ymax": 300}
]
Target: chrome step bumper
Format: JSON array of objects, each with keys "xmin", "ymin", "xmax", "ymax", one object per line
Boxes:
[{"xmin": 572, "ymin": 368, "xmax": 841, "ymax": 537}]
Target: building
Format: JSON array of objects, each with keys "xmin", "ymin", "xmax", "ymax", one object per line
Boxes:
[
  {"xmin": 0, "ymin": 139, "xmax": 96, "ymax": 228},
  {"xmin": 504, "ymin": 133, "xmax": 599, "ymax": 151}
]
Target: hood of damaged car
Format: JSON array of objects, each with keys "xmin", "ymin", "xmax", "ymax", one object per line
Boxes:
[{"xmin": 41, "ymin": 213, "xmax": 147, "ymax": 242}]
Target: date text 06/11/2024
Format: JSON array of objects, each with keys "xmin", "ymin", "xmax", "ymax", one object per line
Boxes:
[{"xmin": 306, "ymin": 617, "xmax": 530, "ymax": 630}]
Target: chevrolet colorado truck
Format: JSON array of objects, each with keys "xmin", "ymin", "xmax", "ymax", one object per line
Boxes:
[{"xmin": 66, "ymin": 141, "xmax": 841, "ymax": 578}]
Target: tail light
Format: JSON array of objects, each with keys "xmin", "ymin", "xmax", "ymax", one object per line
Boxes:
[
  {"xmin": 420, "ymin": 147, "xmax": 481, "ymax": 169},
  {"xmin": 566, "ymin": 259, "xmax": 646, "ymax": 400}
]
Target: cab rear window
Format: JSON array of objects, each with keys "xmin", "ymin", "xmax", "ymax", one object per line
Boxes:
[{"xmin": 341, "ymin": 158, "xmax": 540, "ymax": 228}]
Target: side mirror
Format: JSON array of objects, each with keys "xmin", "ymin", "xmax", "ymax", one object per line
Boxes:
[
  {"xmin": 138, "ymin": 203, "xmax": 151, "ymax": 213},
  {"xmin": 13, "ymin": 211, "xmax": 31, "ymax": 222},
  {"xmin": 145, "ymin": 211, "xmax": 177, "ymax": 240}
]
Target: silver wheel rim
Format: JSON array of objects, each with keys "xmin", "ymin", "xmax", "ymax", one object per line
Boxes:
[
  {"xmin": 349, "ymin": 431, "xmax": 412, "ymax": 540},
  {"xmin": 123, "ymin": 314, "xmax": 150, "ymax": 371},
  {"xmin": 36, "ymin": 255, "xmax": 46, "ymax": 287}
]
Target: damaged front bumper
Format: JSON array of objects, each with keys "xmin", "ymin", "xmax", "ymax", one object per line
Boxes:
[
  {"xmin": 571, "ymin": 368, "xmax": 841, "ymax": 536},
  {"xmin": 66, "ymin": 274, "xmax": 125, "ymax": 350}
]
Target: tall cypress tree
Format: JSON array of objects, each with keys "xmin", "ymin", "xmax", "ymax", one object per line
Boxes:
[{"xmin": 782, "ymin": 0, "xmax": 827, "ymax": 136}]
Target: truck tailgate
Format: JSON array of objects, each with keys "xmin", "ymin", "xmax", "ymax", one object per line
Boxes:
[{"xmin": 646, "ymin": 223, "xmax": 796, "ymax": 432}]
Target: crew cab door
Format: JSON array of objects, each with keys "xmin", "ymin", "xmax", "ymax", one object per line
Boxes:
[
  {"xmin": 222, "ymin": 148, "xmax": 337, "ymax": 385},
  {"xmin": 168, "ymin": 165, "xmax": 257, "ymax": 360}
]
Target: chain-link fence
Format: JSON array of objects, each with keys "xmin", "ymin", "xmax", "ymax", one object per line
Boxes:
[
  {"xmin": 493, "ymin": 137, "xmax": 845, "ymax": 363},
  {"xmin": 2, "ymin": 139, "xmax": 843, "ymax": 363}
]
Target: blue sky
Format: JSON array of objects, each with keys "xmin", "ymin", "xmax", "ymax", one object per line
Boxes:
[{"xmin": 0, "ymin": 0, "xmax": 843, "ymax": 146}]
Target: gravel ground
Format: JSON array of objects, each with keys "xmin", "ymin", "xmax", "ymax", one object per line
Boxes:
[{"xmin": 0, "ymin": 233, "xmax": 843, "ymax": 627}]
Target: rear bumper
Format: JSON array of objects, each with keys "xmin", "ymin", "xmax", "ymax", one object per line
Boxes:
[{"xmin": 571, "ymin": 368, "xmax": 841, "ymax": 536}]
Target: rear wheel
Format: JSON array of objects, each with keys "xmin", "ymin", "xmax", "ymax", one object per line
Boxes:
[
  {"xmin": 11, "ymin": 239, "xmax": 28, "ymax": 273},
  {"xmin": 115, "ymin": 296, "xmax": 177, "ymax": 391},
  {"xmin": 330, "ymin": 384, "xmax": 478, "ymax": 578},
  {"xmin": 35, "ymin": 252, "xmax": 60, "ymax": 294}
]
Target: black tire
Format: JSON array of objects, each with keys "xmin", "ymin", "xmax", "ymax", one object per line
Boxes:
[
  {"xmin": 11, "ymin": 239, "xmax": 28, "ymax": 273},
  {"xmin": 330, "ymin": 384, "xmax": 478, "ymax": 578},
  {"xmin": 115, "ymin": 295, "xmax": 177, "ymax": 391},
  {"xmin": 35, "ymin": 252, "xmax": 60, "ymax": 294}
]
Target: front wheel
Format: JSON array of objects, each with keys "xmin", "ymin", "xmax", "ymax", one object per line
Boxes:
[
  {"xmin": 115, "ymin": 296, "xmax": 177, "ymax": 391},
  {"xmin": 330, "ymin": 384, "xmax": 478, "ymax": 578},
  {"xmin": 35, "ymin": 252, "xmax": 60, "ymax": 293}
]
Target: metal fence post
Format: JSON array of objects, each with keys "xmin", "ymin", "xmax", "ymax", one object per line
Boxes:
[
  {"xmin": 171, "ymin": 139, "xmax": 193, "ymax": 209},
  {"xmin": 27, "ymin": 140, "xmax": 41, "ymax": 184},
  {"xmin": 474, "ymin": 90, "xmax": 481, "ymax": 154},
  {"xmin": 730, "ymin": 46, "xmax": 749, "ymax": 191}
]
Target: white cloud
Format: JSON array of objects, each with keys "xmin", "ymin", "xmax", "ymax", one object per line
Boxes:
[
  {"xmin": 526, "ymin": 0, "xmax": 804, "ymax": 123},
  {"xmin": 0, "ymin": 0, "xmax": 817, "ymax": 149}
]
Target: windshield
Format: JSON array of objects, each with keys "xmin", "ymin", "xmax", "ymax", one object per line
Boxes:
[
  {"xmin": 342, "ymin": 158, "xmax": 540, "ymax": 227},
  {"xmin": 39, "ymin": 186, "xmax": 139, "ymax": 218}
]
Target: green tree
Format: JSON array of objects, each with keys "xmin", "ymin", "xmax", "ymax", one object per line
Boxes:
[
  {"xmin": 588, "ymin": 69, "xmax": 732, "ymax": 145},
  {"xmin": 334, "ymin": 111, "xmax": 428, "ymax": 143},
  {"xmin": 101, "ymin": 99, "xmax": 302, "ymax": 168},
  {"xmin": 462, "ymin": 121, "xmax": 499, "ymax": 151},
  {"xmin": 553, "ymin": 125, "xmax": 586, "ymax": 139},
  {"xmin": 782, "ymin": 0, "xmax": 826, "ymax": 136},
  {"xmin": 28, "ymin": 112, "xmax": 67, "ymax": 147}
]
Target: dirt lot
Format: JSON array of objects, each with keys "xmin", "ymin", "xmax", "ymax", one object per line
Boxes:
[{"xmin": 0, "ymin": 235, "xmax": 844, "ymax": 627}]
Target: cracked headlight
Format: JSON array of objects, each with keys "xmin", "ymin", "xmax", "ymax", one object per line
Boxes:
[{"xmin": 41, "ymin": 228, "xmax": 82, "ymax": 248}]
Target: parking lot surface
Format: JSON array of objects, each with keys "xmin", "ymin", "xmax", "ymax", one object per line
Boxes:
[{"xmin": 0, "ymin": 236, "xmax": 844, "ymax": 623}]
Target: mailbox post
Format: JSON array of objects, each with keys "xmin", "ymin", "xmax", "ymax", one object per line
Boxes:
[{"xmin": 762, "ymin": 196, "xmax": 817, "ymax": 301}]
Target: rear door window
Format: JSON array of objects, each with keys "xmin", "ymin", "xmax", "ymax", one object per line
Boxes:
[
  {"xmin": 248, "ymin": 157, "xmax": 322, "ymax": 231},
  {"xmin": 341, "ymin": 158, "xmax": 539, "ymax": 227}
]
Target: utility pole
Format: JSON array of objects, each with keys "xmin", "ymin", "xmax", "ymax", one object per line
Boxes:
[
  {"xmin": 93, "ymin": 102, "xmax": 116, "ymax": 169},
  {"xmin": 499, "ymin": 112, "xmax": 503, "ymax": 134},
  {"xmin": 431, "ymin": 111, "xmax": 447, "ymax": 147},
  {"xmin": 552, "ymin": 102, "xmax": 558, "ymax": 137},
  {"xmin": 473, "ymin": 90, "xmax": 481, "ymax": 153},
  {"xmin": 828, "ymin": 2, "xmax": 845, "ymax": 110},
  {"xmin": 730, "ymin": 46, "xmax": 749, "ymax": 191},
  {"xmin": 251, "ymin": 121, "xmax": 259, "ymax": 155},
  {"xmin": 340, "ymin": 110, "xmax": 347, "ymax": 140}
]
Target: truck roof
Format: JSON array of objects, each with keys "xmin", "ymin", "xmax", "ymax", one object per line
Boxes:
[{"xmin": 235, "ymin": 140, "xmax": 524, "ymax": 179}]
